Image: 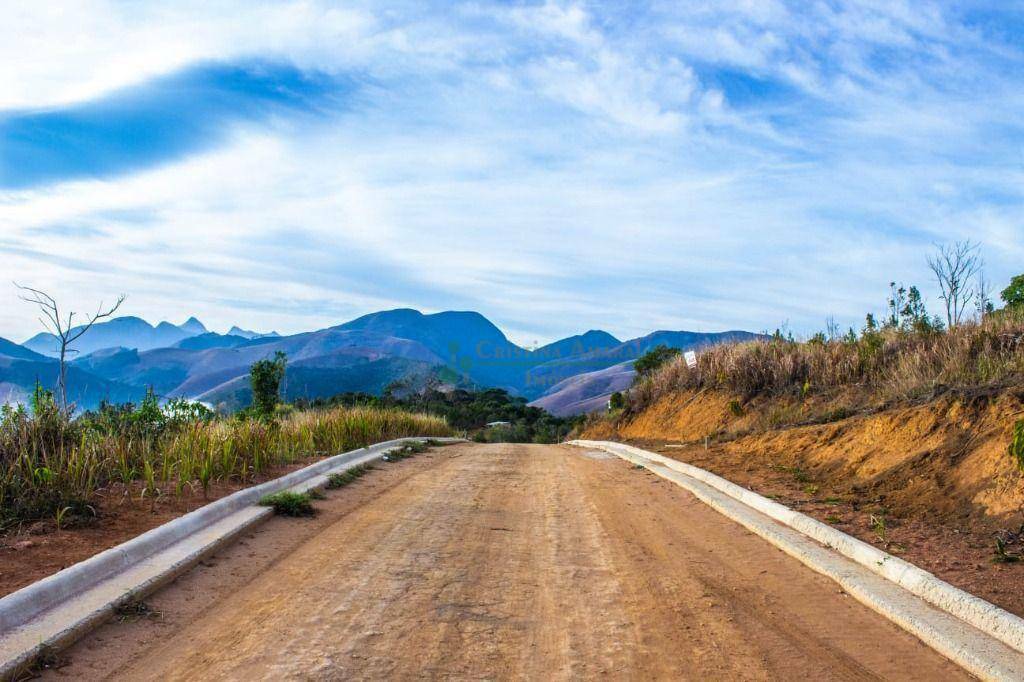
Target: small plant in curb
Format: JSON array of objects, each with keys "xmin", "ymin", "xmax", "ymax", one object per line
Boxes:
[
  {"xmin": 116, "ymin": 599, "xmax": 161, "ymax": 622},
  {"xmin": 19, "ymin": 646, "xmax": 70, "ymax": 677},
  {"xmin": 826, "ymin": 514, "xmax": 842, "ymax": 524},
  {"xmin": 382, "ymin": 441, "xmax": 428, "ymax": 462},
  {"xmin": 260, "ymin": 491, "xmax": 316, "ymax": 517},
  {"xmin": 870, "ymin": 513, "xmax": 887, "ymax": 542},
  {"xmin": 326, "ymin": 464, "xmax": 373, "ymax": 489},
  {"xmin": 307, "ymin": 488, "xmax": 326, "ymax": 500}
]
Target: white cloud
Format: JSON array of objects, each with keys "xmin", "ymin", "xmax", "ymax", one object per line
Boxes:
[{"xmin": 2, "ymin": 0, "xmax": 1024, "ymax": 343}]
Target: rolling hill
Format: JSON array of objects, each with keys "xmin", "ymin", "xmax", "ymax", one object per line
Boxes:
[
  {"xmin": 0, "ymin": 336, "xmax": 145, "ymax": 409},
  {"xmin": 4, "ymin": 308, "xmax": 762, "ymax": 414}
]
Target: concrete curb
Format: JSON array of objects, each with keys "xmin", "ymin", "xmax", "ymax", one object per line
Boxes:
[
  {"xmin": 0, "ymin": 436, "xmax": 463, "ymax": 680},
  {"xmin": 570, "ymin": 440, "xmax": 1024, "ymax": 681}
]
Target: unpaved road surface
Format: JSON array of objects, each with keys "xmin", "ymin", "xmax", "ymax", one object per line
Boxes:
[{"xmin": 55, "ymin": 443, "xmax": 968, "ymax": 680}]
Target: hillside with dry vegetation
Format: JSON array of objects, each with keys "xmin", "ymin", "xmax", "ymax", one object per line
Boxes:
[{"xmin": 583, "ymin": 300, "xmax": 1024, "ymax": 614}]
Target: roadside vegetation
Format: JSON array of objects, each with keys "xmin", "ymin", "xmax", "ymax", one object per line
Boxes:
[
  {"xmin": 0, "ymin": 360, "xmax": 450, "ymax": 529},
  {"xmin": 296, "ymin": 387, "xmax": 581, "ymax": 443},
  {"xmin": 623, "ymin": 243, "xmax": 1024, "ymax": 429}
]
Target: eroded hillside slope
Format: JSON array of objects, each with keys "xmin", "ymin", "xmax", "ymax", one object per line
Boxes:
[{"xmin": 584, "ymin": 386, "xmax": 1024, "ymax": 615}]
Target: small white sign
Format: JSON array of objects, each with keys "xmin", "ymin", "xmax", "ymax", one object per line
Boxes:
[{"xmin": 684, "ymin": 350, "xmax": 697, "ymax": 369}]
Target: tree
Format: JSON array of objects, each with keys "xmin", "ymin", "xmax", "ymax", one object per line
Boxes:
[
  {"xmin": 633, "ymin": 345, "xmax": 681, "ymax": 377},
  {"xmin": 15, "ymin": 283, "xmax": 125, "ymax": 414},
  {"xmin": 608, "ymin": 391, "xmax": 624, "ymax": 410},
  {"xmin": 927, "ymin": 241, "xmax": 982, "ymax": 328},
  {"xmin": 250, "ymin": 351, "xmax": 287, "ymax": 416},
  {"xmin": 1001, "ymin": 274, "xmax": 1024, "ymax": 309},
  {"xmin": 885, "ymin": 282, "xmax": 907, "ymax": 328}
]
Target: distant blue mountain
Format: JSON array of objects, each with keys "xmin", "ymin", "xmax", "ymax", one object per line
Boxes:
[
  {"xmin": 23, "ymin": 315, "xmax": 208, "ymax": 357},
  {"xmin": 174, "ymin": 332, "xmax": 249, "ymax": 351},
  {"xmin": 523, "ymin": 329, "xmax": 761, "ymax": 398},
  {"xmin": 0, "ymin": 336, "xmax": 144, "ymax": 409},
  {"xmin": 4, "ymin": 308, "xmax": 762, "ymax": 414},
  {"xmin": 227, "ymin": 326, "xmax": 280, "ymax": 340}
]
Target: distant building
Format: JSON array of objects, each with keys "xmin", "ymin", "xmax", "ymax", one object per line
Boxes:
[{"xmin": 485, "ymin": 421, "xmax": 511, "ymax": 428}]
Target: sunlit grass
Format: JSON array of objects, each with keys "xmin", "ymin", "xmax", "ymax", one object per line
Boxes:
[{"xmin": 0, "ymin": 405, "xmax": 450, "ymax": 528}]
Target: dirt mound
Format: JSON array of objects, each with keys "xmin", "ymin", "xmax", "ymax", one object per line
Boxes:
[{"xmin": 591, "ymin": 388, "xmax": 1024, "ymax": 522}]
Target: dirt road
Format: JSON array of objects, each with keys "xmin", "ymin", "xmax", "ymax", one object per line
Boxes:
[{"xmin": 55, "ymin": 443, "xmax": 968, "ymax": 680}]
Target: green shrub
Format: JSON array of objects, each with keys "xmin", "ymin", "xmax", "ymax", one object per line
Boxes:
[
  {"xmin": 326, "ymin": 463, "xmax": 372, "ymax": 489},
  {"xmin": 634, "ymin": 345, "xmax": 682, "ymax": 378},
  {"xmin": 726, "ymin": 399, "xmax": 744, "ymax": 417},
  {"xmin": 260, "ymin": 490, "xmax": 315, "ymax": 516}
]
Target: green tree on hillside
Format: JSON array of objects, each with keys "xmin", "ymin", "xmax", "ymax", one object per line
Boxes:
[
  {"xmin": 608, "ymin": 391, "xmax": 625, "ymax": 410},
  {"xmin": 250, "ymin": 351, "xmax": 287, "ymax": 417},
  {"xmin": 634, "ymin": 345, "xmax": 681, "ymax": 377},
  {"xmin": 1001, "ymin": 274, "xmax": 1024, "ymax": 309}
]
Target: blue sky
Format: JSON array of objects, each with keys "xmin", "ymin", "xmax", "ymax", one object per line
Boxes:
[{"xmin": 2, "ymin": 1, "xmax": 1023, "ymax": 345}]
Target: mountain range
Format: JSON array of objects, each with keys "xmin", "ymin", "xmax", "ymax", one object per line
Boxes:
[{"xmin": 1, "ymin": 309, "xmax": 760, "ymax": 415}]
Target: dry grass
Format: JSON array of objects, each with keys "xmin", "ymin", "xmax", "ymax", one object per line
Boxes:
[
  {"xmin": 629, "ymin": 308, "xmax": 1024, "ymax": 413},
  {"xmin": 0, "ymin": 405, "xmax": 450, "ymax": 527}
]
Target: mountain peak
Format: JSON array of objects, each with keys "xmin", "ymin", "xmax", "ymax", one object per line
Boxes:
[
  {"xmin": 179, "ymin": 317, "xmax": 208, "ymax": 335},
  {"xmin": 227, "ymin": 325, "xmax": 278, "ymax": 340}
]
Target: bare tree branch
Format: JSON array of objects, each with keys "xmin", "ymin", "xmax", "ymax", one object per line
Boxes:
[
  {"xmin": 14, "ymin": 283, "xmax": 126, "ymax": 414},
  {"xmin": 926, "ymin": 241, "xmax": 982, "ymax": 328}
]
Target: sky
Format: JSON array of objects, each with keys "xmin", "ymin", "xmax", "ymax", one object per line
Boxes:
[{"xmin": 2, "ymin": 1, "xmax": 1023, "ymax": 346}]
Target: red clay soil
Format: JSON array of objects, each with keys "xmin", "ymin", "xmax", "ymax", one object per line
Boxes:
[
  {"xmin": 0, "ymin": 457, "xmax": 327, "ymax": 597},
  {"xmin": 584, "ymin": 387, "xmax": 1024, "ymax": 617},
  {"xmin": 624, "ymin": 438, "xmax": 1024, "ymax": 618}
]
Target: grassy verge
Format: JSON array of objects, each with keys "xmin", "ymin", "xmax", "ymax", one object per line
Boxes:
[
  {"xmin": 0, "ymin": 403, "xmax": 450, "ymax": 530},
  {"xmin": 628, "ymin": 307, "xmax": 1024, "ymax": 414}
]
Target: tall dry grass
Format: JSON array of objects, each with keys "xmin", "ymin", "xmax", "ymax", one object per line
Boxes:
[
  {"xmin": 0, "ymin": 405, "xmax": 450, "ymax": 527},
  {"xmin": 629, "ymin": 308, "xmax": 1024, "ymax": 412}
]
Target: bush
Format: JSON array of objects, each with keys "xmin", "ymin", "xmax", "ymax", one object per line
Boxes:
[
  {"xmin": 634, "ymin": 345, "xmax": 682, "ymax": 378},
  {"xmin": 608, "ymin": 392, "xmax": 625, "ymax": 410},
  {"xmin": 297, "ymin": 388, "xmax": 580, "ymax": 444},
  {"xmin": 326, "ymin": 463, "xmax": 372, "ymax": 489},
  {"xmin": 259, "ymin": 491, "xmax": 315, "ymax": 516}
]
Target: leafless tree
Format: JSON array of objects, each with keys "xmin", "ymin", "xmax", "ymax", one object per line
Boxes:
[
  {"xmin": 14, "ymin": 283, "xmax": 126, "ymax": 414},
  {"xmin": 975, "ymin": 270, "xmax": 993, "ymax": 320},
  {"xmin": 926, "ymin": 241, "xmax": 982, "ymax": 329}
]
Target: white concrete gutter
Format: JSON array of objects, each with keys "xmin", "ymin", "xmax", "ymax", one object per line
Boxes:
[
  {"xmin": 0, "ymin": 437, "xmax": 463, "ymax": 680},
  {"xmin": 570, "ymin": 440, "xmax": 1024, "ymax": 681}
]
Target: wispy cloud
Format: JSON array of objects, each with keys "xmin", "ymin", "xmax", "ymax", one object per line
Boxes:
[
  {"xmin": 1, "ymin": 1, "xmax": 1023, "ymax": 344},
  {"xmin": 0, "ymin": 61, "xmax": 345, "ymax": 187}
]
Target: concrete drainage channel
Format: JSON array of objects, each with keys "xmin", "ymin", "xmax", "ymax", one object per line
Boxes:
[
  {"xmin": 0, "ymin": 436, "xmax": 464, "ymax": 680},
  {"xmin": 570, "ymin": 439, "xmax": 1024, "ymax": 681}
]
